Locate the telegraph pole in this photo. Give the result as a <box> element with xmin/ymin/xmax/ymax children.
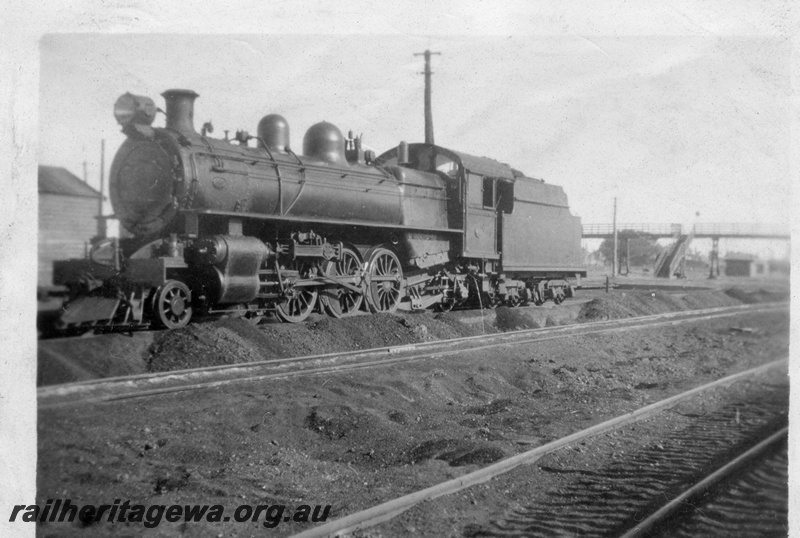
<box><xmin>612</xmin><ymin>197</ymin><xmax>618</xmax><ymax>276</ymax></box>
<box><xmin>414</xmin><ymin>49</ymin><xmax>441</xmax><ymax>144</ymax></box>
<box><xmin>97</xmin><ymin>139</ymin><xmax>106</xmax><ymax>238</ymax></box>
<box><xmin>82</xmin><ymin>160</ymin><xmax>88</xmax><ymax>183</ymax></box>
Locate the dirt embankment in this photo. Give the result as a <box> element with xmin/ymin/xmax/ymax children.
<box><xmin>146</xmin><ymin>312</ymin><xmax>474</xmax><ymax>373</ymax></box>
<box><xmin>37</xmin><ymin>304</ymin><xmax>790</xmax><ymax>537</ymax></box>
<box><xmin>37</xmin><ymin>286</ymin><xmax>788</xmax><ymax>386</ymax></box>
<box><xmin>575</xmin><ymin>289</ymin><xmax>744</xmax><ymax>322</ymax></box>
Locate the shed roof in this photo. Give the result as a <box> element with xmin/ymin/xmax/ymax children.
<box><xmin>723</xmin><ymin>253</ymin><xmax>757</xmax><ymax>261</ymax></box>
<box><xmin>39</xmin><ymin>166</ymin><xmax>102</xmax><ymax>198</ymax></box>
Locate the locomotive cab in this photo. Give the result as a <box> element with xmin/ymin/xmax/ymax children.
<box><xmin>378</xmin><ymin>142</ymin><xmax>585</xmax><ymax>307</ymax></box>
<box><xmin>378</xmin><ymin>143</ymin><xmax>517</xmax><ymax>263</ymax></box>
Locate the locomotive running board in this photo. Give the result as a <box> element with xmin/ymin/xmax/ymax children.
<box><xmin>184</xmin><ymin>209</ymin><xmax>463</xmax><ymax>235</ymax></box>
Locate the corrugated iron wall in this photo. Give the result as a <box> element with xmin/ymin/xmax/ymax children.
<box><xmin>38</xmin><ymin>194</ymin><xmax>97</xmax><ymax>286</ymax></box>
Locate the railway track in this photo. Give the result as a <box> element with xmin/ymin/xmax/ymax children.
<box><xmin>623</xmin><ymin>427</ymin><xmax>787</xmax><ymax>538</ymax></box>
<box><xmin>291</xmin><ymin>358</ymin><xmax>787</xmax><ymax>538</ymax></box>
<box><xmin>38</xmin><ymin>303</ymin><xmax>784</xmax><ymax>409</ymax></box>
<box><xmin>475</xmin><ymin>370</ymin><xmax>788</xmax><ymax>536</ymax></box>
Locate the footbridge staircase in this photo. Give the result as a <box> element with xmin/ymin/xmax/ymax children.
<box><xmin>582</xmin><ymin>222</ymin><xmax>789</xmax><ymax>279</ymax></box>
<box><xmin>653</xmin><ymin>231</ymin><xmax>693</xmax><ymax>278</ymax></box>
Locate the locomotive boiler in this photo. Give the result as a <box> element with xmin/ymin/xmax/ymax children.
<box><xmin>53</xmin><ymin>89</ymin><xmax>586</xmax><ymax>332</ymax></box>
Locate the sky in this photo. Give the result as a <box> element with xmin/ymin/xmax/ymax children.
<box><xmin>38</xmin><ymin>33</ymin><xmax>791</xmax><ymax>257</ymax></box>
<box><xmin>39</xmin><ymin>33</ymin><xmax>792</xmax><ymax>228</ymax></box>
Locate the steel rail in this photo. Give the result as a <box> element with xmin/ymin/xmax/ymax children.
<box><xmin>38</xmin><ymin>303</ymin><xmax>785</xmax><ymax>409</ymax></box>
<box><xmin>39</xmin><ymin>299</ymin><xmax>768</xmax><ymax>346</ymax></box>
<box><xmin>40</xmin><ymin>302</ymin><xmax>779</xmax><ymax>390</ymax></box>
<box><xmin>290</xmin><ymin>359</ymin><xmax>787</xmax><ymax>538</ymax></box>
<box><xmin>619</xmin><ymin>426</ymin><xmax>788</xmax><ymax>538</ymax></box>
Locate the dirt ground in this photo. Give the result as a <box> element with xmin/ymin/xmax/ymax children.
<box><xmin>36</xmin><ymin>283</ymin><xmax>790</xmax><ymax>537</ymax></box>
<box><xmin>37</xmin><ymin>283</ymin><xmax>782</xmax><ymax>386</ymax></box>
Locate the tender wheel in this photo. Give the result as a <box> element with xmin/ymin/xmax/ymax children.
<box><xmin>553</xmin><ymin>287</ymin><xmax>565</xmax><ymax>305</ymax></box>
<box><xmin>365</xmin><ymin>247</ymin><xmax>403</xmax><ymax>313</ymax></box>
<box><xmin>275</xmin><ymin>265</ymin><xmax>319</xmax><ymax>323</ymax></box>
<box><xmin>321</xmin><ymin>247</ymin><xmax>364</xmax><ymax>318</ymax></box>
<box><xmin>532</xmin><ymin>286</ymin><xmax>545</xmax><ymax>306</ymax></box>
<box><xmin>481</xmin><ymin>290</ymin><xmax>500</xmax><ymax>309</ymax></box>
<box><xmin>152</xmin><ymin>280</ymin><xmax>193</xmax><ymax>329</ymax></box>
<box><xmin>519</xmin><ymin>286</ymin><xmax>531</xmax><ymax>306</ymax></box>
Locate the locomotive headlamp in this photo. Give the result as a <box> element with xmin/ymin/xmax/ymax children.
<box><xmin>114</xmin><ymin>92</ymin><xmax>157</xmax><ymax>127</ymax></box>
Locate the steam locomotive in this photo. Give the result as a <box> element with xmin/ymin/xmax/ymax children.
<box><xmin>53</xmin><ymin>89</ymin><xmax>585</xmax><ymax>332</ymax></box>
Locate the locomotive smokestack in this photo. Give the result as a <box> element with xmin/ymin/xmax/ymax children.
<box><xmin>161</xmin><ymin>89</ymin><xmax>199</xmax><ymax>134</ymax></box>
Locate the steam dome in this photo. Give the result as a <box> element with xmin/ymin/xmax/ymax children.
<box><xmin>257</xmin><ymin>114</ymin><xmax>290</xmax><ymax>153</ymax></box>
<box><xmin>302</xmin><ymin>121</ymin><xmax>345</xmax><ymax>164</ymax></box>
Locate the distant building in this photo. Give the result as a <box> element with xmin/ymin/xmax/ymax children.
<box><xmin>723</xmin><ymin>253</ymin><xmax>756</xmax><ymax>277</ymax></box>
<box><xmin>768</xmin><ymin>259</ymin><xmax>790</xmax><ymax>275</ymax></box>
<box><xmin>39</xmin><ymin>165</ymin><xmax>101</xmax><ymax>287</ymax></box>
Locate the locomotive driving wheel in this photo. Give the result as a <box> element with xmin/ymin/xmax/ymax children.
<box><xmin>321</xmin><ymin>247</ymin><xmax>364</xmax><ymax>318</ymax></box>
<box><xmin>275</xmin><ymin>264</ymin><xmax>319</xmax><ymax>323</ymax></box>
<box><xmin>365</xmin><ymin>247</ymin><xmax>403</xmax><ymax>313</ymax></box>
<box><xmin>152</xmin><ymin>280</ymin><xmax>193</xmax><ymax>329</ymax></box>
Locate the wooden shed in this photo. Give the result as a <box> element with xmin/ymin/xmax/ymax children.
<box><xmin>723</xmin><ymin>253</ymin><xmax>756</xmax><ymax>277</ymax></box>
<box><xmin>38</xmin><ymin>166</ymin><xmax>101</xmax><ymax>287</ymax></box>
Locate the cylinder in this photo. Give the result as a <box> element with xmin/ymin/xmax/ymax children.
<box><xmin>191</xmin><ymin>235</ymin><xmax>272</xmax><ymax>304</ymax></box>
<box><xmin>162</xmin><ymin>89</ymin><xmax>199</xmax><ymax>134</ymax></box>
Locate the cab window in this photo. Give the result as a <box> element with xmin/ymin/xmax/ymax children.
<box><xmin>434</xmin><ymin>154</ymin><xmax>459</xmax><ymax>179</ymax></box>
<box><xmin>482</xmin><ymin>177</ymin><xmax>495</xmax><ymax>208</ymax></box>
<box><xmin>467</xmin><ymin>173</ymin><xmax>483</xmax><ymax>207</ymax></box>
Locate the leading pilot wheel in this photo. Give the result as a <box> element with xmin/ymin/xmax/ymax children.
<box><xmin>365</xmin><ymin>247</ymin><xmax>403</xmax><ymax>313</ymax></box>
<box><xmin>152</xmin><ymin>280</ymin><xmax>193</xmax><ymax>329</ymax></box>
<box><xmin>321</xmin><ymin>247</ymin><xmax>364</xmax><ymax>318</ymax></box>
